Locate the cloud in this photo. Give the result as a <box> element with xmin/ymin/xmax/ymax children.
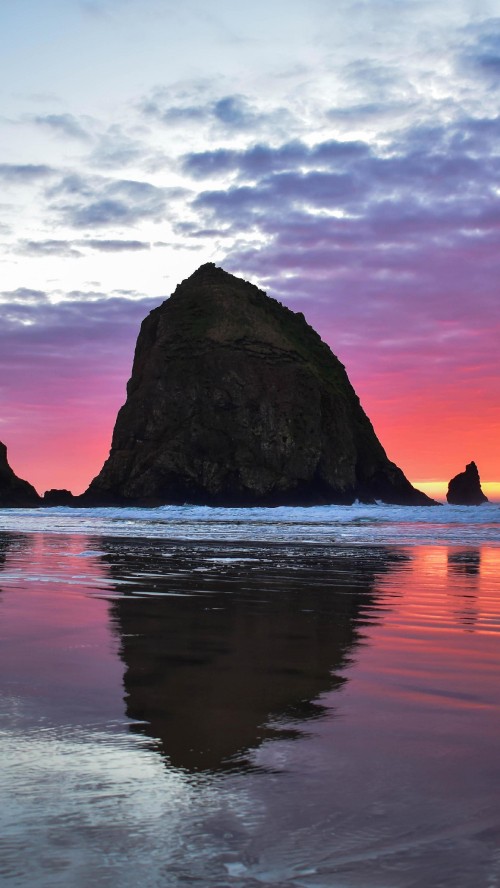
<box><xmin>15</xmin><ymin>238</ymin><xmax>152</xmax><ymax>257</ymax></box>
<box><xmin>0</xmin><ymin>288</ymin><xmax>162</xmax><ymax>368</ymax></box>
<box><xmin>82</xmin><ymin>239</ymin><xmax>151</xmax><ymax>252</ymax></box>
<box><xmin>183</xmin><ymin>112</ymin><xmax>500</xmax><ymax>236</ymax></box>
<box><xmin>0</xmin><ymin>288</ymin><xmax>164</xmax><ymax>437</ymax></box>
<box><xmin>182</xmin><ymin>139</ymin><xmax>370</xmax><ymax>180</ymax></box>
<box><xmin>143</xmin><ymin>99</ymin><xmax>206</xmax><ymax>124</ymax></box>
<box><xmin>173</xmin><ymin>108</ymin><xmax>500</xmax><ymax>409</ymax></box>
<box><xmin>29</xmin><ymin>114</ymin><xmax>163</xmax><ymax>174</ymax></box>
<box><xmin>0</xmin><ymin>164</ymin><xmax>54</xmax><ymax>184</ymax></box>
<box><xmin>16</xmin><ymin>240</ymin><xmax>84</xmax><ymax>258</ymax></box>
<box><xmin>325</xmin><ymin>100</ymin><xmax>416</xmax><ymax>131</ymax></box>
<box><xmin>32</xmin><ymin>113</ymin><xmax>92</xmax><ymax>141</ymax></box>
<box><xmin>0</xmin><ymin>287</ymin><xmax>49</xmax><ymax>306</ymax></box>
<box><xmin>46</xmin><ymin>173</ymin><xmax>185</xmax><ymax>228</ymax></box>
<box><xmin>89</xmin><ymin>125</ymin><xmax>152</xmax><ymax>169</ymax></box>
<box><xmin>458</xmin><ymin>18</ymin><xmax>500</xmax><ymax>83</ymax></box>
<box><xmin>212</xmin><ymin>95</ymin><xmax>261</xmax><ymax>129</ymax></box>
<box><xmin>141</xmin><ymin>88</ymin><xmax>294</xmax><ymax>136</ymax></box>
<box><xmin>190</xmin><ymin>169</ymin><xmax>363</xmax><ymax>229</ymax></box>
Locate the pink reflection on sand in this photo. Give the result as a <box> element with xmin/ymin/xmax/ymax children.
<box><xmin>338</xmin><ymin>545</ymin><xmax>500</xmax><ymax>728</ymax></box>
<box><xmin>0</xmin><ymin>533</ymin><xmax>124</xmax><ymax>727</ymax></box>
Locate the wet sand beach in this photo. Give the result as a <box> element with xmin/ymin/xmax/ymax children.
<box><xmin>0</xmin><ymin>522</ymin><xmax>499</xmax><ymax>886</ymax></box>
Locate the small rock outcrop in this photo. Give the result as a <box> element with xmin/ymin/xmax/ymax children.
<box><xmin>0</xmin><ymin>441</ymin><xmax>41</xmax><ymax>507</ymax></box>
<box><xmin>447</xmin><ymin>462</ymin><xmax>488</xmax><ymax>505</ymax></box>
<box><xmin>85</xmin><ymin>264</ymin><xmax>434</xmax><ymax>507</ymax></box>
<box><xmin>43</xmin><ymin>489</ymin><xmax>76</xmax><ymax>506</ymax></box>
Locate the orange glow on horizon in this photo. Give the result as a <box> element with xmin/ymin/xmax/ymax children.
<box><xmin>5</xmin><ymin>428</ymin><xmax>500</xmax><ymax>502</ymax></box>
<box><xmin>3</xmin><ymin>377</ymin><xmax>499</xmax><ymax>500</ymax></box>
<box><xmin>413</xmin><ymin>481</ymin><xmax>500</xmax><ymax>504</ymax></box>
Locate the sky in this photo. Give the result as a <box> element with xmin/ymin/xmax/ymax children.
<box><xmin>1</xmin><ymin>0</ymin><xmax>499</xmax><ymax>500</ymax></box>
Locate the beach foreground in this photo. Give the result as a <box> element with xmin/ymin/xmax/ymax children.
<box><xmin>0</xmin><ymin>506</ymin><xmax>499</xmax><ymax>886</ymax></box>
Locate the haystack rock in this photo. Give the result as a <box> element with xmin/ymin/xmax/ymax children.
<box><xmin>0</xmin><ymin>441</ymin><xmax>40</xmax><ymax>507</ymax></box>
<box><xmin>85</xmin><ymin>264</ymin><xmax>434</xmax><ymax>506</ymax></box>
<box><xmin>447</xmin><ymin>462</ymin><xmax>488</xmax><ymax>505</ymax></box>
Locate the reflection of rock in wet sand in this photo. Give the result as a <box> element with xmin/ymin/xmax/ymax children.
<box><xmin>0</xmin><ymin>532</ymin><xmax>24</xmax><ymax>596</ymax></box>
<box><xmin>103</xmin><ymin>540</ymin><xmax>398</xmax><ymax>771</ymax></box>
<box><xmin>447</xmin><ymin>549</ymin><xmax>480</xmax><ymax>631</ymax></box>
<box><xmin>448</xmin><ymin>549</ymin><xmax>481</xmax><ymax>577</ymax></box>
<box><xmin>0</xmin><ymin>534</ymin><xmax>9</xmax><ymax>568</ymax></box>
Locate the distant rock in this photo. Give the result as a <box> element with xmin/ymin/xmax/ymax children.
<box><xmin>447</xmin><ymin>462</ymin><xmax>488</xmax><ymax>505</ymax></box>
<box><xmin>0</xmin><ymin>441</ymin><xmax>41</xmax><ymax>507</ymax></box>
<box><xmin>43</xmin><ymin>488</ymin><xmax>76</xmax><ymax>506</ymax></box>
<box><xmin>85</xmin><ymin>263</ymin><xmax>434</xmax><ymax>507</ymax></box>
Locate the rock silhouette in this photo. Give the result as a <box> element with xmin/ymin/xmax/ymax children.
<box><xmin>0</xmin><ymin>441</ymin><xmax>40</xmax><ymax>507</ymax></box>
<box><xmin>42</xmin><ymin>489</ymin><xmax>76</xmax><ymax>506</ymax></box>
<box><xmin>86</xmin><ymin>263</ymin><xmax>433</xmax><ymax>506</ymax></box>
<box><xmin>447</xmin><ymin>462</ymin><xmax>488</xmax><ymax>505</ymax></box>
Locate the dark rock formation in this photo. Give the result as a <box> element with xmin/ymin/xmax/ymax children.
<box><xmin>447</xmin><ymin>462</ymin><xmax>488</xmax><ymax>505</ymax></box>
<box><xmin>85</xmin><ymin>263</ymin><xmax>434</xmax><ymax>506</ymax></box>
<box><xmin>0</xmin><ymin>441</ymin><xmax>41</xmax><ymax>507</ymax></box>
<box><xmin>42</xmin><ymin>488</ymin><xmax>76</xmax><ymax>506</ymax></box>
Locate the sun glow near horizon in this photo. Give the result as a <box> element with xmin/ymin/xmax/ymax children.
<box><xmin>414</xmin><ymin>481</ymin><xmax>500</xmax><ymax>504</ymax></box>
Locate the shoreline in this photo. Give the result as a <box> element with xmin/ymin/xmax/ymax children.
<box><xmin>0</xmin><ymin>502</ymin><xmax>499</xmax><ymax>547</ymax></box>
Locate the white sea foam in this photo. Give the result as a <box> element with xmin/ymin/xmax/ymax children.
<box><xmin>0</xmin><ymin>502</ymin><xmax>499</xmax><ymax>545</ymax></box>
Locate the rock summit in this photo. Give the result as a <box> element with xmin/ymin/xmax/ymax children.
<box><xmin>85</xmin><ymin>264</ymin><xmax>434</xmax><ymax>506</ymax></box>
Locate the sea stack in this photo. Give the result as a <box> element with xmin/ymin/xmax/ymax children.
<box><xmin>447</xmin><ymin>462</ymin><xmax>488</xmax><ymax>505</ymax></box>
<box><xmin>0</xmin><ymin>441</ymin><xmax>40</xmax><ymax>507</ymax></box>
<box><xmin>85</xmin><ymin>264</ymin><xmax>433</xmax><ymax>506</ymax></box>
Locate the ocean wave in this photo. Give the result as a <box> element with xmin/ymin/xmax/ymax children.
<box><xmin>0</xmin><ymin>502</ymin><xmax>499</xmax><ymax>546</ymax></box>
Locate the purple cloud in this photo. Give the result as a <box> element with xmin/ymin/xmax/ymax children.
<box><xmin>46</xmin><ymin>174</ymin><xmax>184</xmax><ymax>228</ymax></box>
<box><xmin>182</xmin><ymin>139</ymin><xmax>370</xmax><ymax>180</ymax></box>
<box><xmin>82</xmin><ymin>239</ymin><xmax>151</xmax><ymax>251</ymax></box>
<box><xmin>14</xmin><ymin>239</ymin><xmax>152</xmax><ymax>257</ymax></box>
<box><xmin>171</xmin><ymin>107</ymin><xmax>500</xmax><ymax>449</ymax></box>
<box><xmin>0</xmin><ymin>289</ymin><xmax>163</xmax><ymax>406</ymax></box>
<box><xmin>15</xmin><ymin>240</ymin><xmax>84</xmax><ymax>258</ymax></box>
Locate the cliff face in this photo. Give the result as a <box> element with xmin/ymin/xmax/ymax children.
<box><xmin>447</xmin><ymin>462</ymin><xmax>488</xmax><ymax>505</ymax></box>
<box><xmin>0</xmin><ymin>442</ymin><xmax>40</xmax><ymax>507</ymax></box>
<box><xmin>86</xmin><ymin>264</ymin><xmax>433</xmax><ymax>506</ymax></box>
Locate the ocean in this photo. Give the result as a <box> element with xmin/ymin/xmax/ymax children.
<box><xmin>0</xmin><ymin>504</ymin><xmax>499</xmax><ymax>887</ymax></box>
<box><xmin>1</xmin><ymin>501</ymin><xmax>500</xmax><ymax>545</ymax></box>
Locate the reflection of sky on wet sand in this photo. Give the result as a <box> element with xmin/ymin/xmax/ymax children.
<box><xmin>0</xmin><ymin>533</ymin><xmax>123</xmax><ymax>730</ymax></box>
<box><xmin>0</xmin><ymin>533</ymin><xmax>499</xmax><ymax>887</ymax></box>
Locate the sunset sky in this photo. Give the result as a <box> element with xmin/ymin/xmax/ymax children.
<box><xmin>1</xmin><ymin>0</ymin><xmax>499</xmax><ymax>500</ymax></box>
